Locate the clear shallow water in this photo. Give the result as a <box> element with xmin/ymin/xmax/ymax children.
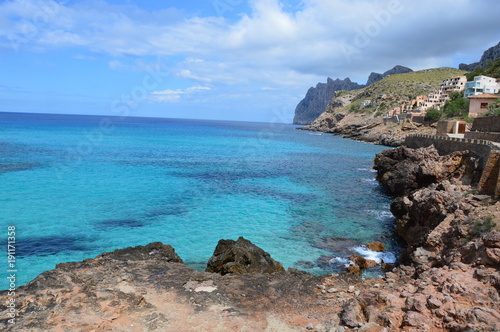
<box><xmin>0</xmin><ymin>112</ymin><xmax>400</xmax><ymax>289</ymax></box>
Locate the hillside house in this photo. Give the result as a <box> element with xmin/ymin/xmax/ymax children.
<box><xmin>464</xmin><ymin>75</ymin><xmax>500</xmax><ymax>98</ymax></box>
<box><xmin>468</xmin><ymin>93</ymin><xmax>500</xmax><ymax>117</ymax></box>
<box><xmin>421</xmin><ymin>76</ymin><xmax>467</xmax><ymax>111</ymax></box>
<box><xmin>440</xmin><ymin>76</ymin><xmax>467</xmax><ymax>92</ymax></box>
<box><xmin>423</xmin><ymin>91</ymin><xmax>444</xmax><ymax>110</ymax></box>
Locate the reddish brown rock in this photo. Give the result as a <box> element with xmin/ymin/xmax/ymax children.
<box><xmin>483</xmin><ymin>231</ymin><xmax>500</xmax><ymax>248</ymax></box>
<box><xmin>206</xmin><ymin>237</ymin><xmax>285</xmax><ymax>275</ymax></box>
<box><xmin>341</xmin><ymin>299</ymin><xmax>365</xmax><ymax>328</ymax></box>
<box><xmin>374</xmin><ymin>145</ymin><xmax>480</xmax><ymax>196</ymax></box>
<box><xmin>349</xmin><ymin>254</ymin><xmax>378</xmax><ymax>270</ymax></box>
<box><xmin>366</xmin><ymin>241</ymin><xmax>385</xmax><ymax>252</ymax></box>
<box><xmin>426</xmin><ymin>296</ymin><xmax>443</xmax><ymax>309</ymax></box>
<box><xmin>402</xmin><ymin>311</ymin><xmax>431</xmax><ymax>328</ymax></box>
<box><xmin>347</xmin><ymin>263</ymin><xmax>362</xmax><ymax>276</ymax></box>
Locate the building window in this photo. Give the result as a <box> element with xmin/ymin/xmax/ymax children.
<box><xmin>480</xmin><ymin>102</ymin><xmax>489</xmax><ymax>109</ymax></box>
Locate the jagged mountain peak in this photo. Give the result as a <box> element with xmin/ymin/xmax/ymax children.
<box><xmin>292</xmin><ymin>77</ymin><xmax>364</xmax><ymax>125</ymax></box>
<box><xmin>366</xmin><ymin>65</ymin><xmax>413</xmax><ymax>86</ymax></box>
<box><xmin>459</xmin><ymin>41</ymin><xmax>500</xmax><ymax>71</ymax></box>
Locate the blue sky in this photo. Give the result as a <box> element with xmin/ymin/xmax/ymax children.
<box><xmin>1</xmin><ymin>0</ymin><xmax>499</xmax><ymax>122</ymax></box>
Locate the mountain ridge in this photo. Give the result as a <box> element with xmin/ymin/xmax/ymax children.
<box><xmin>293</xmin><ymin>65</ymin><xmax>413</xmax><ymax>125</ymax></box>
<box><xmin>459</xmin><ymin>41</ymin><xmax>500</xmax><ymax>71</ymax></box>
<box><xmin>292</xmin><ymin>77</ymin><xmax>364</xmax><ymax>125</ymax></box>
<box><xmin>366</xmin><ymin>65</ymin><xmax>413</xmax><ymax>85</ymax></box>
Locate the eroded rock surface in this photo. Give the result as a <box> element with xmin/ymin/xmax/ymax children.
<box><xmin>374</xmin><ymin>145</ymin><xmax>480</xmax><ymax>196</ymax></box>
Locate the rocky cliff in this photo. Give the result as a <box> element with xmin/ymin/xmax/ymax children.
<box><xmin>459</xmin><ymin>41</ymin><xmax>500</xmax><ymax>71</ymax></box>
<box><xmin>292</xmin><ymin>77</ymin><xmax>365</xmax><ymax>125</ymax></box>
<box><xmin>366</xmin><ymin>65</ymin><xmax>413</xmax><ymax>86</ymax></box>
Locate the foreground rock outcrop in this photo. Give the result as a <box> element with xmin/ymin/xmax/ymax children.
<box><xmin>2</xmin><ymin>218</ymin><xmax>499</xmax><ymax>331</ymax></box>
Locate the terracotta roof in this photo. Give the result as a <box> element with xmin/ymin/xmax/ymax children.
<box><xmin>468</xmin><ymin>93</ymin><xmax>500</xmax><ymax>99</ymax></box>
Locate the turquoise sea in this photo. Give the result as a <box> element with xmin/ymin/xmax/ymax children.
<box><xmin>0</xmin><ymin>112</ymin><xmax>400</xmax><ymax>290</ymax></box>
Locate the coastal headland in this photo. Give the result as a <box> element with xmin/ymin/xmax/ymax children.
<box><xmin>1</xmin><ymin>142</ymin><xmax>499</xmax><ymax>331</ymax></box>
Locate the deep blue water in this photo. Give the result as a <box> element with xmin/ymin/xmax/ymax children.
<box><xmin>0</xmin><ymin>112</ymin><xmax>399</xmax><ymax>289</ymax></box>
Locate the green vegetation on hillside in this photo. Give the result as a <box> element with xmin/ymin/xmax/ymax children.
<box><xmin>486</xmin><ymin>99</ymin><xmax>500</xmax><ymax>117</ymax></box>
<box><xmin>361</xmin><ymin>67</ymin><xmax>467</xmax><ymax>97</ymax></box>
<box><xmin>442</xmin><ymin>91</ymin><xmax>469</xmax><ymax>118</ymax></box>
<box><xmin>466</xmin><ymin>58</ymin><xmax>500</xmax><ymax>80</ymax></box>
<box><xmin>425</xmin><ymin>91</ymin><xmax>472</xmax><ymax>122</ymax></box>
<box><xmin>333</xmin><ymin>67</ymin><xmax>468</xmax><ymax>115</ymax></box>
<box><xmin>424</xmin><ymin>108</ymin><xmax>442</xmax><ymax>121</ymax></box>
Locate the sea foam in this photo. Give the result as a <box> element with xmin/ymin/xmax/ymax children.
<box><xmin>352</xmin><ymin>246</ymin><xmax>397</xmax><ymax>264</ymax></box>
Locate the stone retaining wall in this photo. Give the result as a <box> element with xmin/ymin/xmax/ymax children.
<box><xmin>404</xmin><ymin>134</ymin><xmax>500</xmax><ymax>197</ymax></box>
<box><xmin>471</xmin><ymin>116</ymin><xmax>500</xmax><ymax>133</ymax></box>
<box><xmin>465</xmin><ymin>132</ymin><xmax>500</xmax><ymax>142</ymax></box>
<box><xmin>404</xmin><ymin>134</ymin><xmax>497</xmax><ymax>166</ymax></box>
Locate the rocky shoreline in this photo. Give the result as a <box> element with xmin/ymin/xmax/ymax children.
<box><xmin>1</xmin><ymin>146</ymin><xmax>499</xmax><ymax>331</ymax></box>
<box><xmin>298</xmin><ymin>111</ymin><xmax>436</xmax><ymax>147</ymax></box>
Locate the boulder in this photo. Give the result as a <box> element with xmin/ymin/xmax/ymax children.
<box><xmin>341</xmin><ymin>299</ymin><xmax>365</xmax><ymax>328</ymax></box>
<box><xmin>347</xmin><ymin>264</ymin><xmax>361</xmax><ymax>276</ymax></box>
<box><xmin>483</xmin><ymin>231</ymin><xmax>500</xmax><ymax>248</ymax></box>
<box><xmin>206</xmin><ymin>237</ymin><xmax>285</xmax><ymax>275</ymax></box>
<box><xmin>349</xmin><ymin>255</ymin><xmax>378</xmax><ymax>269</ymax></box>
<box><xmin>402</xmin><ymin>311</ymin><xmax>431</xmax><ymax>328</ymax></box>
<box><xmin>366</xmin><ymin>241</ymin><xmax>385</xmax><ymax>252</ymax></box>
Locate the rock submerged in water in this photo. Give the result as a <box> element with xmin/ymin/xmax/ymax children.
<box><xmin>206</xmin><ymin>237</ymin><xmax>285</xmax><ymax>275</ymax></box>
<box><xmin>366</xmin><ymin>241</ymin><xmax>385</xmax><ymax>252</ymax></box>
<box><xmin>348</xmin><ymin>255</ymin><xmax>378</xmax><ymax>270</ymax></box>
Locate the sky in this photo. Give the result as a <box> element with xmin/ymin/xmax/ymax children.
<box><xmin>0</xmin><ymin>0</ymin><xmax>499</xmax><ymax>123</ymax></box>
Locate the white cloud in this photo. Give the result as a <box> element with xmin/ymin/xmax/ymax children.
<box><xmin>108</xmin><ymin>60</ymin><xmax>125</xmax><ymax>70</ymax></box>
<box><xmin>74</xmin><ymin>54</ymin><xmax>95</xmax><ymax>60</ymax></box>
<box><xmin>149</xmin><ymin>85</ymin><xmax>212</xmax><ymax>103</ymax></box>
<box><xmin>186</xmin><ymin>86</ymin><xmax>211</xmax><ymax>92</ymax></box>
<box><xmin>149</xmin><ymin>89</ymin><xmax>183</xmax><ymax>102</ymax></box>
<box><xmin>1</xmin><ymin>0</ymin><xmax>500</xmax><ymax>120</ymax></box>
<box><xmin>152</xmin><ymin>89</ymin><xmax>184</xmax><ymax>95</ymax></box>
<box><xmin>2</xmin><ymin>0</ymin><xmax>499</xmax><ymax>83</ymax></box>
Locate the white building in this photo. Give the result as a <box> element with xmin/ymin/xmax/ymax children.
<box><xmin>464</xmin><ymin>75</ymin><xmax>500</xmax><ymax>98</ymax></box>
<box><xmin>421</xmin><ymin>76</ymin><xmax>467</xmax><ymax>111</ymax></box>
<box><xmin>440</xmin><ymin>76</ymin><xmax>467</xmax><ymax>92</ymax></box>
